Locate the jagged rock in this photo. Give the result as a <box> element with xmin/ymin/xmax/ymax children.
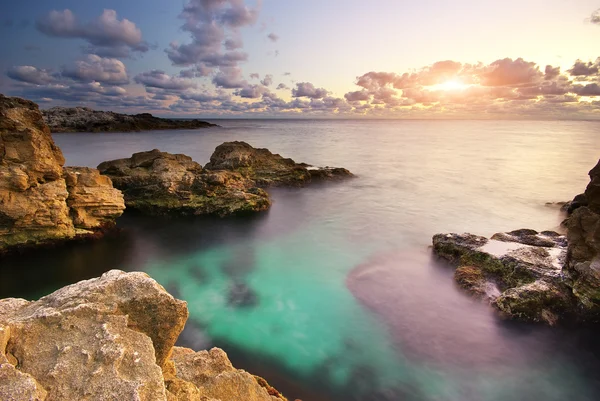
<box><xmin>433</xmin><ymin>230</ymin><xmax>575</xmax><ymax>323</ymax></box>
<box><xmin>98</xmin><ymin>149</ymin><xmax>270</xmax><ymax>216</ymax></box>
<box><xmin>562</xmin><ymin>193</ymin><xmax>587</xmax><ymax>215</ymax></box>
<box><xmin>585</xmin><ymin>160</ymin><xmax>600</xmax><ymax>213</ymax></box>
<box><xmin>64</xmin><ymin>167</ymin><xmax>125</xmax><ymax>231</ymax></box>
<box><xmin>43</xmin><ymin>107</ymin><xmax>218</xmax><ymax>133</ymax></box>
<box><xmin>204</xmin><ymin>141</ymin><xmax>353</xmax><ymax>187</ymax></box>
<box><xmin>0</xmin><ymin>270</ymin><xmax>286</xmax><ymax>401</ymax></box>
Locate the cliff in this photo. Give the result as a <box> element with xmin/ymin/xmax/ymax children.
<box><xmin>0</xmin><ymin>94</ymin><xmax>125</xmax><ymax>252</ymax></box>
<box><xmin>43</xmin><ymin>107</ymin><xmax>218</xmax><ymax>133</ymax></box>
<box><xmin>0</xmin><ymin>270</ymin><xmax>286</xmax><ymax>401</ymax></box>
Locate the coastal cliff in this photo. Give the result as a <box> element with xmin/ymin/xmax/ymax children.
<box><xmin>43</xmin><ymin>107</ymin><xmax>218</xmax><ymax>133</ymax></box>
<box><xmin>433</xmin><ymin>159</ymin><xmax>600</xmax><ymax>324</ymax></box>
<box><xmin>0</xmin><ymin>95</ymin><xmax>125</xmax><ymax>252</ymax></box>
<box><xmin>0</xmin><ymin>270</ymin><xmax>286</xmax><ymax>401</ymax></box>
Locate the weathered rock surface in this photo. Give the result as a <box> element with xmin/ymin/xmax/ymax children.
<box><xmin>0</xmin><ymin>94</ymin><xmax>125</xmax><ymax>252</ymax></box>
<box><xmin>205</xmin><ymin>141</ymin><xmax>353</xmax><ymax>187</ymax></box>
<box><xmin>433</xmin><ymin>230</ymin><xmax>575</xmax><ymax>324</ymax></box>
<box><xmin>0</xmin><ymin>270</ymin><xmax>286</xmax><ymax>401</ymax></box>
<box><xmin>43</xmin><ymin>107</ymin><xmax>218</xmax><ymax>133</ymax></box>
<box><xmin>98</xmin><ymin>149</ymin><xmax>270</xmax><ymax>216</ymax></box>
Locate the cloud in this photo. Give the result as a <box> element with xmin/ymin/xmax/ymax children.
<box><xmin>590</xmin><ymin>9</ymin><xmax>600</xmax><ymax>25</ymax></box>
<box><xmin>7</xmin><ymin>66</ymin><xmax>56</xmax><ymax>85</ymax></box>
<box><xmin>568</xmin><ymin>59</ymin><xmax>599</xmax><ymax>77</ymax></box>
<box><xmin>23</xmin><ymin>45</ymin><xmax>41</xmax><ymax>52</ymax></box>
<box><xmin>574</xmin><ymin>83</ymin><xmax>600</xmax><ymax>96</ymax></box>
<box><xmin>344</xmin><ymin>90</ymin><xmax>371</xmax><ymax>102</ymax></box>
<box><xmin>480</xmin><ymin>58</ymin><xmax>543</xmax><ymax>87</ymax></box>
<box><xmin>134</xmin><ymin>70</ymin><xmax>197</xmax><ymax>90</ymax></box>
<box><xmin>260</xmin><ymin>74</ymin><xmax>273</xmax><ymax>86</ymax></box>
<box><xmin>250</xmin><ymin>73</ymin><xmax>260</xmax><ymax>80</ymax></box>
<box><xmin>267</xmin><ymin>33</ymin><xmax>279</xmax><ymax>42</ymax></box>
<box><xmin>212</xmin><ymin>67</ymin><xmax>247</xmax><ymax>88</ymax></box>
<box><xmin>36</xmin><ymin>9</ymin><xmax>148</xmax><ymax>57</ymax></box>
<box><xmin>166</xmin><ymin>0</ymin><xmax>259</xmax><ymax>72</ymax></box>
<box><xmin>61</xmin><ymin>55</ymin><xmax>129</xmax><ymax>85</ymax></box>
<box><xmin>292</xmin><ymin>82</ymin><xmax>329</xmax><ymax>99</ymax></box>
<box><xmin>276</xmin><ymin>83</ymin><xmax>289</xmax><ymax>90</ymax></box>
<box><xmin>235</xmin><ymin>84</ymin><xmax>270</xmax><ymax>98</ymax></box>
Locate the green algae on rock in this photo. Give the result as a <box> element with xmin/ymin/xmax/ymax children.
<box><xmin>205</xmin><ymin>141</ymin><xmax>354</xmax><ymax>187</ymax></box>
<box><xmin>98</xmin><ymin>149</ymin><xmax>271</xmax><ymax>217</ymax></box>
<box><xmin>0</xmin><ymin>94</ymin><xmax>125</xmax><ymax>253</ymax></box>
<box><xmin>0</xmin><ymin>270</ymin><xmax>285</xmax><ymax>401</ymax></box>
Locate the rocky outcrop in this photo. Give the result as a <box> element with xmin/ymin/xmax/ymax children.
<box><xmin>43</xmin><ymin>107</ymin><xmax>218</xmax><ymax>133</ymax></box>
<box><xmin>205</xmin><ymin>141</ymin><xmax>353</xmax><ymax>187</ymax></box>
<box><xmin>0</xmin><ymin>270</ymin><xmax>285</xmax><ymax>401</ymax></box>
<box><xmin>433</xmin><ymin>230</ymin><xmax>575</xmax><ymax>325</ymax></box>
<box><xmin>98</xmin><ymin>149</ymin><xmax>270</xmax><ymax>217</ymax></box>
<box><xmin>0</xmin><ymin>94</ymin><xmax>125</xmax><ymax>252</ymax></box>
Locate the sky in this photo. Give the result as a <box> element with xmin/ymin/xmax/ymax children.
<box><xmin>0</xmin><ymin>0</ymin><xmax>599</xmax><ymax>119</ymax></box>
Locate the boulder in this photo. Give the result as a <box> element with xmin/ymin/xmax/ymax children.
<box><xmin>585</xmin><ymin>160</ymin><xmax>600</xmax><ymax>213</ymax></box>
<box><xmin>42</xmin><ymin>107</ymin><xmax>218</xmax><ymax>133</ymax></box>
<box><xmin>0</xmin><ymin>270</ymin><xmax>286</xmax><ymax>401</ymax></box>
<box><xmin>98</xmin><ymin>149</ymin><xmax>270</xmax><ymax>216</ymax></box>
<box><xmin>433</xmin><ymin>230</ymin><xmax>575</xmax><ymax>323</ymax></box>
<box><xmin>204</xmin><ymin>141</ymin><xmax>353</xmax><ymax>187</ymax></box>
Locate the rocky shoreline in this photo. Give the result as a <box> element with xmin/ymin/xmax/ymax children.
<box><xmin>432</xmin><ymin>160</ymin><xmax>600</xmax><ymax>325</ymax></box>
<box><xmin>42</xmin><ymin>107</ymin><xmax>218</xmax><ymax>133</ymax></box>
<box><xmin>0</xmin><ymin>270</ymin><xmax>287</xmax><ymax>401</ymax></box>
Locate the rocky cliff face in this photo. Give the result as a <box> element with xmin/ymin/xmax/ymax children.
<box><xmin>0</xmin><ymin>94</ymin><xmax>125</xmax><ymax>252</ymax></box>
<box><xmin>43</xmin><ymin>107</ymin><xmax>218</xmax><ymax>133</ymax></box>
<box><xmin>0</xmin><ymin>270</ymin><xmax>285</xmax><ymax>401</ymax></box>
<box><xmin>97</xmin><ymin>149</ymin><xmax>271</xmax><ymax>217</ymax></box>
<box><xmin>205</xmin><ymin>141</ymin><xmax>353</xmax><ymax>187</ymax></box>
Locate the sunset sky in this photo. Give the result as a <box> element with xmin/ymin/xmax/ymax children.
<box><xmin>1</xmin><ymin>0</ymin><xmax>599</xmax><ymax>118</ymax></box>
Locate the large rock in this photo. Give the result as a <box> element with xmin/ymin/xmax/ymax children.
<box><xmin>205</xmin><ymin>141</ymin><xmax>353</xmax><ymax>187</ymax></box>
<box><xmin>585</xmin><ymin>160</ymin><xmax>600</xmax><ymax>213</ymax></box>
<box><xmin>0</xmin><ymin>270</ymin><xmax>286</xmax><ymax>401</ymax></box>
<box><xmin>0</xmin><ymin>95</ymin><xmax>124</xmax><ymax>252</ymax></box>
<box><xmin>43</xmin><ymin>107</ymin><xmax>218</xmax><ymax>133</ymax></box>
<box><xmin>433</xmin><ymin>230</ymin><xmax>575</xmax><ymax>324</ymax></box>
<box><xmin>98</xmin><ymin>149</ymin><xmax>270</xmax><ymax>216</ymax></box>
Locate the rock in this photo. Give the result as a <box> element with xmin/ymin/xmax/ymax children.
<box><xmin>205</xmin><ymin>141</ymin><xmax>353</xmax><ymax>187</ymax></box>
<box><xmin>0</xmin><ymin>94</ymin><xmax>75</xmax><ymax>250</ymax></box>
<box><xmin>42</xmin><ymin>107</ymin><xmax>218</xmax><ymax>133</ymax></box>
<box><xmin>586</xmin><ymin>160</ymin><xmax>600</xmax><ymax>213</ymax></box>
<box><xmin>433</xmin><ymin>230</ymin><xmax>575</xmax><ymax>323</ymax></box>
<box><xmin>562</xmin><ymin>193</ymin><xmax>587</xmax><ymax>215</ymax></box>
<box><xmin>0</xmin><ymin>270</ymin><xmax>287</xmax><ymax>400</ymax></box>
<box><xmin>63</xmin><ymin>167</ymin><xmax>125</xmax><ymax>231</ymax></box>
<box><xmin>98</xmin><ymin>149</ymin><xmax>270</xmax><ymax>216</ymax></box>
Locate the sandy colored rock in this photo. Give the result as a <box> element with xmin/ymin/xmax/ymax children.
<box><xmin>63</xmin><ymin>166</ymin><xmax>125</xmax><ymax>230</ymax></box>
<box><xmin>98</xmin><ymin>149</ymin><xmax>270</xmax><ymax>216</ymax></box>
<box><xmin>0</xmin><ymin>363</ymin><xmax>48</xmax><ymax>401</ymax></box>
<box><xmin>205</xmin><ymin>141</ymin><xmax>353</xmax><ymax>187</ymax></box>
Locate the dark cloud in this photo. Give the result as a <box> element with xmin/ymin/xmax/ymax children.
<box><xmin>61</xmin><ymin>55</ymin><xmax>129</xmax><ymax>85</ymax></box>
<box><xmin>276</xmin><ymin>83</ymin><xmax>289</xmax><ymax>90</ymax></box>
<box><xmin>267</xmin><ymin>33</ymin><xmax>279</xmax><ymax>42</ymax></box>
<box><xmin>590</xmin><ymin>9</ymin><xmax>600</xmax><ymax>25</ymax></box>
<box><xmin>36</xmin><ymin>9</ymin><xmax>149</xmax><ymax>58</ymax></box>
<box><xmin>568</xmin><ymin>59</ymin><xmax>599</xmax><ymax>77</ymax></box>
<box><xmin>235</xmin><ymin>84</ymin><xmax>270</xmax><ymax>98</ymax></box>
<box><xmin>250</xmin><ymin>73</ymin><xmax>260</xmax><ymax>80</ymax></box>
<box><xmin>544</xmin><ymin>65</ymin><xmax>561</xmax><ymax>80</ymax></box>
<box><xmin>574</xmin><ymin>83</ymin><xmax>600</xmax><ymax>96</ymax></box>
<box><xmin>292</xmin><ymin>82</ymin><xmax>329</xmax><ymax>99</ymax></box>
<box><xmin>260</xmin><ymin>74</ymin><xmax>273</xmax><ymax>86</ymax></box>
<box><xmin>344</xmin><ymin>90</ymin><xmax>371</xmax><ymax>102</ymax></box>
<box><xmin>134</xmin><ymin>70</ymin><xmax>197</xmax><ymax>90</ymax></box>
<box><xmin>283</xmin><ymin>72</ymin><xmax>291</xmax><ymax>76</ymax></box>
<box><xmin>7</xmin><ymin>66</ymin><xmax>56</xmax><ymax>85</ymax></box>
<box><xmin>166</xmin><ymin>0</ymin><xmax>259</xmax><ymax>72</ymax></box>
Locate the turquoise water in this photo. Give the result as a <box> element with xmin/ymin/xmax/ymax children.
<box><xmin>3</xmin><ymin>120</ymin><xmax>600</xmax><ymax>400</ymax></box>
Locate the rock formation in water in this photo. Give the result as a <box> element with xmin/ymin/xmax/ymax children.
<box><xmin>42</xmin><ymin>107</ymin><xmax>218</xmax><ymax>133</ymax></box>
<box><xmin>97</xmin><ymin>149</ymin><xmax>271</xmax><ymax>216</ymax></box>
<box><xmin>433</xmin><ymin>159</ymin><xmax>600</xmax><ymax>324</ymax></box>
<box><xmin>0</xmin><ymin>94</ymin><xmax>125</xmax><ymax>252</ymax></box>
<box><xmin>0</xmin><ymin>270</ymin><xmax>286</xmax><ymax>401</ymax></box>
<box><xmin>204</xmin><ymin>141</ymin><xmax>353</xmax><ymax>187</ymax></box>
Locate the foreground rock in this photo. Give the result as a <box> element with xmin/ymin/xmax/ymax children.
<box><xmin>0</xmin><ymin>94</ymin><xmax>125</xmax><ymax>252</ymax></box>
<box><xmin>98</xmin><ymin>149</ymin><xmax>270</xmax><ymax>216</ymax></box>
<box><xmin>43</xmin><ymin>107</ymin><xmax>218</xmax><ymax>133</ymax></box>
<box><xmin>0</xmin><ymin>270</ymin><xmax>286</xmax><ymax>401</ymax></box>
<box><xmin>433</xmin><ymin>230</ymin><xmax>574</xmax><ymax>325</ymax></box>
<box><xmin>205</xmin><ymin>141</ymin><xmax>353</xmax><ymax>187</ymax></box>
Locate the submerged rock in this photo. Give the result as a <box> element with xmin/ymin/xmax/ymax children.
<box><xmin>0</xmin><ymin>270</ymin><xmax>286</xmax><ymax>401</ymax></box>
<box><xmin>205</xmin><ymin>141</ymin><xmax>353</xmax><ymax>187</ymax></box>
<box><xmin>43</xmin><ymin>107</ymin><xmax>218</xmax><ymax>133</ymax></box>
<box><xmin>0</xmin><ymin>94</ymin><xmax>124</xmax><ymax>252</ymax></box>
<box><xmin>98</xmin><ymin>149</ymin><xmax>271</xmax><ymax>217</ymax></box>
<box><xmin>432</xmin><ymin>230</ymin><xmax>575</xmax><ymax>324</ymax></box>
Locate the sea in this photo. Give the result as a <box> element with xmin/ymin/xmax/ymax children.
<box><xmin>2</xmin><ymin>119</ymin><xmax>600</xmax><ymax>401</ymax></box>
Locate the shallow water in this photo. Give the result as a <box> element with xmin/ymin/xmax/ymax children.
<box><xmin>2</xmin><ymin>120</ymin><xmax>600</xmax><ymax>400</ymax></box>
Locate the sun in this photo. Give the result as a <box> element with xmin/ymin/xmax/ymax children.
<box><xmin>430</xmin><ymin>79</ymin><xmax>470</xmax><ymax>91</ymax></box>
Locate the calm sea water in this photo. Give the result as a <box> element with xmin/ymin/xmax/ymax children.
<box><xmin>2</xmin><ymin>120</ymin><xmax>600</xmax><ymax>401</ymax></box>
